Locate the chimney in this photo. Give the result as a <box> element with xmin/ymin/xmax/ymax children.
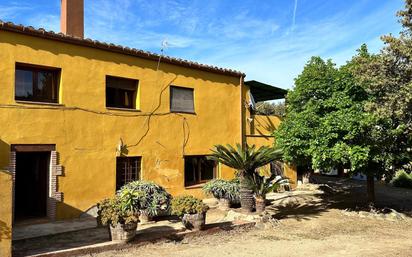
<box><xmin>61</xmin><ymin>0</ymin><xmax>84</xmax><ymax>38</ymax></box>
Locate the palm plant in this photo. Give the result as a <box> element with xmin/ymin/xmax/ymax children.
<box><xmin>209</xmin><ymin>144</ymin><xmax>283</xmax><ymax>212</ymax></box>
<box><xmin>246</xmin><ymin>172</ymin><xmax>289</xmax><ymax>212</ymax></box>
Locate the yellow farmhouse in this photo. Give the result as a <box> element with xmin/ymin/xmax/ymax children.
<box><xmin>0</xmin><ymin>1</ymin><xmax>296</xmax><ymax>234</ymax></box>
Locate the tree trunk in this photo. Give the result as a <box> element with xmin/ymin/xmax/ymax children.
<box><xmin>366</xmin><ymin>175</ymin><xmax>375</xmax><ymax>206</ymax></box>
<box><xmin>239</xmin><ymin>176</ymin><xmax>254</xmax><ymax>213</ymax></box>
<box><xmin>337</xmin><ymin>166</ymin><xmax>345</xmax><ymax>177</ymax></box>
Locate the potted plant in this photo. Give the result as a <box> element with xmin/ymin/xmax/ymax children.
<box><xmin>118</xmin><ymin>181</ymin><xmax>172</xmax><ymax>223</ymax></box>
<box><xmin>209</xmin><ymin>144</ymin><xmax>283</xmax><ymax>212</ymax></box>
<box><xmin>97</xmin><ymin>189</ymin><xmax>142</xmax><ymax>242</ymax></box>
<box><xmin>202</xmin><ymin>179</ymin><xmax>240</xmax><ymax>209</ymax></box>
<box><xmin>246</xmin><ymin>173</ymin><xmax>289</xmax><ymax>212</ymax></box>
<box><xmin>171</xmin><ymin>195</ymin><xmax>209</xmax><ymax>230</ymax></box>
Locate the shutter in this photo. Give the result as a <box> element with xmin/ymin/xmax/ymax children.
<box><xmin>171</xmin><ymin>86</ymin><xmax>194</xmax><ymax>112</ymax></box>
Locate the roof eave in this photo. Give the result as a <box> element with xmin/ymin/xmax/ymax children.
<box><xmin>0</xmin><ymin>20</ymin><xmax>246</xmax><ymax>78</ymax></box>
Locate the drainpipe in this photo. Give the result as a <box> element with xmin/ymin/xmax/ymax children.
<box><xmin>240</xmin><ymin>75</ymin><xmax>246</xmax><ymax>149</ymax></box>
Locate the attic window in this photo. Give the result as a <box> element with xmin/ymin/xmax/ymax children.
<box><xmin>106</xmin><ymin>76</ymin><xmax>138</xmax><ymax>109</ymax></box>
<box><xmin>170</xmin><ymin>86</ymin><xmax>195</xmax><ymax>113</ymax></box>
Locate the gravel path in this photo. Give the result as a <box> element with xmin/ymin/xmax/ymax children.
<box><xmin>85</xmin><ymin>209</ymin><xmax>412</xmax><ymax>257</ymax></box>
<box><xmin>84</xmin><ymin>176</ymin><xmax>412</xmax><ymax>257</ymax></box>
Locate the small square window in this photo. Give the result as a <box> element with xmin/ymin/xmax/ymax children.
<box><xmin>170</xmin><ymin>86</ymin><xmax>194</xmax><ymax>113</ymax></box>
<box><xmin>184</xmin><ymin>156</ymin><xmax>216</xmax><ymax>186</ymax></box>
<box><xmin>15</xmin><ymin>64</ymin><xmax>60</xmax><ymax>103</ymax></box>
<box><xmin>116</xmin><ymin>157</ymin><xmax>141</xmax><ymax>191</ymax></box>
<box><xmin>106</xmin><ymin>76</ymin><xmax>138</xmax><ymax>109</ymax></box>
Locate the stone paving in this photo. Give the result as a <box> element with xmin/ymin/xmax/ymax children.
<box><xmin>12</xmin><ymin>206</ymin><xmax>232</xmax><ymax>256</ymax></box>
<box><xmin>13</xmin><ymin>218</ymin><xmax>98</xmax><ymax>241</ymax></box>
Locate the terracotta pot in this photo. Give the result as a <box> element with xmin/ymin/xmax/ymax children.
<box><xmin>255</xmin><ymin>197</ymin><xmax>266</xmax><ymax>213</ymax></box>
<box><xmin>218</xmin><ymin>198</ymin><xmax>231</xmax><ymax>210</ymax></box>
<box><xmin>110</xmin><ymin>222</ymin><xmax>137</xmax><ymax>242</ymax></box>
<box><xmin>240</xmin><ymin>188</ymin><xmax>254</xmax><ymax>213</ymax></box>
<box><xmin>182</xmin><ymin>212</ymin><xmax>206</xmax><ymax>230</ymax></box>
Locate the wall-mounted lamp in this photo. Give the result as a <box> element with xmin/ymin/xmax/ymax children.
<box><xmin>116</xmin><ymin>138</ymin><xmax>124</xmax><ymax>156</ymax></box>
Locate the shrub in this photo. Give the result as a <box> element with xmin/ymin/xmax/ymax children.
<box><xmin>202</xmin><ymin>179</ymin><xmax>240</xmax><ymax>202</ymax></box>
<box><xmin>391</xmin><ymin>169</ymin><xmax>412</xmax><ymax>189</ymax></box>
<box><xmin>171</xmin><ymin>195</ymin><xmax>209</xmax><ymax>216</ymax></box>
<box><xmin>118</xmin><ymin>181</ymin><xmax>172</xmax><ymax>216</ymax></box>
<box><xmin>97</xmin><ymin>196</ymin><xmax>139</xmax><ymax>226</ymax></box>
<box><xmin>246</xmin><ymin>173</ymin><xmax>289</xmax><ymax>198</ymax></box>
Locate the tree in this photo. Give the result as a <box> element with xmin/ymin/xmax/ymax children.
<box><xmin>209</xmin><ymin>144</ymin><xmax>283</xmax><ymax>212</ymax></box>
<box><xmin>255</xmin><ymin>101</ymin><xmax>286</xmax><ymax>117</ymax></box>
<box><xmin>351</xmin><ymin>1</ymin><xmax>412</xmax><ymax>171</ymax></box>
<box><xmin>275</xmin><ymin>0</ymin><xmax>412</xmax><ymax>204</ymax></box>
<box><xmin>274</xmin><ymin>56</ymin><xmax>381</xmax><ymax>203</ymax></box>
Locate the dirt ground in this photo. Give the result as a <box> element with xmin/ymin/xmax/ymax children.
<box><xmin>83</xmin><ymin>176</ymin><xmax>412</xmax><ymax>257</ymax></box>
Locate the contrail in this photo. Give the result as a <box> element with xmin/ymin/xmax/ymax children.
<box><xmin>292</xmin><ymin>0</ymin><xmax>298</xmax><ymax>31</ymax></box>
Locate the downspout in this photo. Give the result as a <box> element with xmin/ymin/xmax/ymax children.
<box><xmin>240</xmin><ymin>75</ymin><xmax>246</xmax><ymax>149</ymax></box>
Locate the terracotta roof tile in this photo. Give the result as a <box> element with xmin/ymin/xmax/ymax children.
<box><xmin>0</xmin><ymin>20</ymin><xmax>245</xmax><ymax>78</ymax></box>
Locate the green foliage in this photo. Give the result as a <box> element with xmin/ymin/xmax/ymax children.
<box><xmin>97</xmin><ymin>196</ymin><xmax>139</xmax><ymax>226</ymax></box>
<box><xmin>274</xmin><ymin>56</ymin><xmax>371</xmax><ymax>173</ymax></box>
<box><xmin>245</xmin><ymin>173</ymin><xmax>289</xmax><ymax>198</ymax></box>
<box><xmin>208</xmin><ymin>144</ymin><xmax>283</xmax><ymax>177</ymax></box>
<box><xmin>171</xmin><ymin>195</ymin><xmax>209</xmax><ymax>216</ymax></box>
<box><xmin>118</xmin><ymin>181</ymin><xmax>172</xmax><ymax>216</ymax></box>
<box><xmin>349</xmin><ymin>1</ymin><xmax>412</xmax><ymax>170</ymax></box>
<box><xmin>390</xmin><ymin>168</ymin><xmax>412</xmax><ymax>189</ymax></box>
<box><xmin>202</xmin><ymin>179</ymin><xmax>240</xmax><ymax>202</ymax></box>
<box><xmin>255</xmin><ymin>101</ymin><xmax>286</xmax><ymax>117</ymax></box>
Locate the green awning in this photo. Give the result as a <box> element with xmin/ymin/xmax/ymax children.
<box><xmin>245</xmin><ymin>80</ymin><xmax>287</xmax><ymax>102</ymax></box>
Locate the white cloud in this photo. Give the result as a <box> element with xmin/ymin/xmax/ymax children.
<box><xmin>0</xmin><ymin>3</ymin><xmax>31</xmax><ymax>20</ymax></box>
<box><xmin>27</xmin><ymin>14</ymin><xmax>60</xmax><ymax>32</ymax></box>
<box><xmin>0</xmin><ymin>0</ymin><xmax>401</xmax><ymax>90</ymax></box>
<box><xmin>292</xmin><ymin>0</ymin><xmax>298</xmax><ymax>31</ymax></box>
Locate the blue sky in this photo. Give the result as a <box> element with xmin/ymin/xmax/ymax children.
<box><xmin>0</xmin><ymin>0</ymin><xmax>405</xmax><ymax>88</ymax></box>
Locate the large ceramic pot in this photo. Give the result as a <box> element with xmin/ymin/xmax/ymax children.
<box><xmin>255</xmin><ymin>197</ymin><xmax>266</xmax><ymax>213</ymax></box>
<box><xmin>182</xmin><ymin>212</ymin><xmax>206</xmax><ymax>230</ymax></box>
<box><xmin>239</xmin><ymin>188</ymin><xmax>254</xmax><ymax>213</ymax></box>
<box><xmin>110</xmin><ymin>222</ymin><xmax>137</xmax><ymax>242</ymax></box>
<box><xmin>218</xmin><ymin>198</ymin><xmax>231</xmax><ymax>210</ymax></box>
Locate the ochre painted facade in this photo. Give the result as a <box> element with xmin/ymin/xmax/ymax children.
<box><xmin>0</xmin><ymin>170</ymin><xmax>12</xmax><ymax>257</ymax></box>
<box><xmin>245</xmin><ymin>114</ymin><xmax>297</xmax><ymax>187</ymax></box>
<box><xmin>0</xmin><ymin>30</ymin><xmax>241</xmax><ymax>219</ymax></box>
<box><xmin>0</xmin><ymin>28</ymin><xmax>296</xmax><ymax>224</ymax></box>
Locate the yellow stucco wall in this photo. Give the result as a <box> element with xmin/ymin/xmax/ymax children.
<box><xmin>0</xmin><ymin>30</ymin><xmax>242</xmax><ymax>219</ymax></box>
<box><xmin>244</xmin><ymin>112</ymin><xmax>297</xmax><ymax>187</ymax></box>
<box><xmin>0</xmin><ymin>170</ymin><xmax>12</xmax><ymax>257</ymax></box>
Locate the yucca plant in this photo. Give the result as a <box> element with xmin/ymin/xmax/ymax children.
<box><xmin>209</xmin><ymin>144</ymin><xmax>283</xmax><ymax>212</ymax></box>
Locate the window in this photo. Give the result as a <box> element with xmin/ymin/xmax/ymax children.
<box><xmin>184</xmin><ymin>156</ymin><xmax>216</xmax><ymax>186</ymax></box>
<box><xmin>15</xmin><ymin>64</ymin><xmax>60</xmax><ymax>103</ymax></box>
<box><xmin>170</xmin><ymin>86</ymin><xmax>194</xmax><ymax>113</ymax></box>
<box><xmin>116</xmin><ymin>157</ymin><xmax>141</xmax><ymax>190</ymax></box>
<box><xmin>106</xmin><ymin>76</ymin><xmax>138</xmax><ymax>109</ymax></box>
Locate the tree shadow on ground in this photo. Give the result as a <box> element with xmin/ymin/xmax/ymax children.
<box><xmin>266</xmin><ymin>174</ymin><xmax>412</xmax><ymax>221</ymax></box>
<box><xmin>267</xmin><ymin>195</ymin><xmax>331</xmax><ymax>221</ymax></box>
<box><xmin>312</xmin><ymin>175</ymin><xmax>412</xmax><ymax>217</ymax></box>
